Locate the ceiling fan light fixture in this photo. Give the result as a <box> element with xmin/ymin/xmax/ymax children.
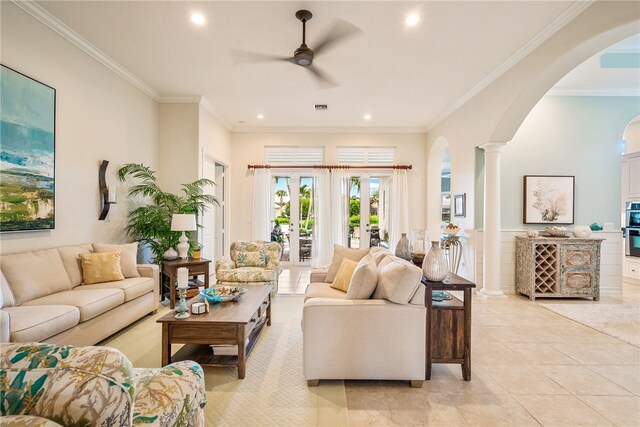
<box><xmin>294</xmin><ymin>45</ymin><xmax>314</xmax><ymax>67</ymax></box>
<box><xmin>191</xmin><ymin>12</ymin><xmax>206</xmax><ymax>26</ymax></box>
<box><xmin>404</xmin><ymin>12</ymin><xmax>420</xmax><ymax>27</ymax></box>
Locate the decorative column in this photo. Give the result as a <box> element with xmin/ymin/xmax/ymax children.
<box><xmin>478</xmin><ymin>142</ymin><xmax>507</xmax><ymax>300</ymax></box>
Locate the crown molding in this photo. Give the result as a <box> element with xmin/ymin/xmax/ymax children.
<box><xmin>426</xmin><ymin>1</ymin><xmax>594</xmax><ymax>132</ymax></box>
<box><xmin>546</xmin><ymin>88</ymin><xmax>640</xmax><ymax>97</ymax></box>
<box><xmin>231</xmin><ymin>125</ymin><xmax>427</xmax><ymax>134</ymax></box>
<box><xmin>13</xmin><ymin>0</ymin><xmax>161</xmax><ymax>100</ymax></box>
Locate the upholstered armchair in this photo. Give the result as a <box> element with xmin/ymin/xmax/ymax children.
<box><xmin>0</xmin><ymin>343</ymin><xmax>206</xmax><ymax>426</ymax></box>
<box><xmin>215</xmin><ymin>240</ymin><xmax>283</xmax><ymax>294</ymax></box>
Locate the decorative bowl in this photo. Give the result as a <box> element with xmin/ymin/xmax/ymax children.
<box><xmin>544</xmin><ymin>226</ymin><xmax>569</xmax><ymax>237</ymax></box>
<box><xmin>442</xmin><ymin>224</ymin><xmax>460</xmax><ymax>236</ymax></box>
<box><xmin>200</xmin><ymin>286</ymin><xmax>247</xmax><ymax>303</ymax></box>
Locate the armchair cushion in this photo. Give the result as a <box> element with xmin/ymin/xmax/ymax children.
<box><xmin>215</xmin><ymin>259</ymin><xmax>236</xmax><ymax>273</ymax></box>
<box><xmin>216</xmin><ymin>267</ymin><xmax>278</xmax><ymax>282</ymax></box>
<box><xmin>230</xmin><ymin>241</ymin><xmax>282</xmax><ymax>268</ymax></box>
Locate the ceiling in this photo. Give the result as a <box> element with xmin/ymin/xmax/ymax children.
<box><xmin>28</xmin><ymin>1</ymin><xmax>636</xmax><ymax>132</ymax></box>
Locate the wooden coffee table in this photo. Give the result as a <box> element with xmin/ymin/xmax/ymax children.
<box><xmin>157</xmin><ymin>285</ymin><xmax>272</xmax><ymax>379</ymax></box>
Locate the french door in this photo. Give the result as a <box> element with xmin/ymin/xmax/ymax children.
<box><xmin>348</xmin><ymin>174</ymin><xmax>390</xmax><ymax>249</ymax></box>
<box><xmin>272</xmin><ymin>173</ymin><xmax>317</xmax><ymax>265</ymax></box>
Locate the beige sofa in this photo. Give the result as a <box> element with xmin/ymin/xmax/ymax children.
<box><xmin>0</xmin><ymin>244</ymin><xmax>159</xmax><ymax>345</ymax></box>
<box><xmin>302</xmin><ymin>253</ymin><xmax>426</xmax><ymax>387</ymax></box>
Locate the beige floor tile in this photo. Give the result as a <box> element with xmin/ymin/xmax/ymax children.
<box><xmin>450</xmin><ymin>393</ymin><xmax>541</xmax><ymax>426</ymax></box>
<box><xmin>389</xmin><ymin>393</ymin><xmax>468</xmax><ymax>427</ymax></box>
<box><xmin>538</xmin><ymin>365</ymin><xmax>631</xmax><ymax>396</ymax></box>
<box><xmin>553</xmin><ymin>343</ymin><xmax>640</xmax><ymax>365</ymax></box>
<box><xmin>317</xmin><ymin>380</ymin><xmax>350</xmax><ymax>427</ymax></box>
<box><xmin>348</xmin><ymin>410</ymin><xmax>396</xmax><ymax>427</ymax></box>
<box><xmin>502</xmin><ymin>342</ymin><xmax>579</xmax><ymax>365</ymax></box>
<box><xmin>381</xmin><ymin>379</ymin><xmax>446</xmax><ymax>394</ymax></box>
<box><xmin>482</xmin><ymin>365</ymin><xmax>570</xmax><ymax>395</ymax></box>
<box><xmin>579</xmin><ymin>395</ymin><xmax>640</xmax><ymax>427</ymax></box>
<box><xmin>589</xmin><ymin>365</ymin><xmax>640</xmax><ymax>395</ymax></box>
<box><xmin>345</xmin><ymin>383</ymin><xmax>389</xmax><ymax>411</ymax></box>
<box><xmin>433</xmin><ymin>364</ymin><xmax>506</xmax><ymax>395</ymax></box>
<box><xmin>473</xmin><ymin>342</ymin><xmax>522</xmax><ymax>365</ymax></box>
<box><xmin>514</xmin><ymin>395</ymin><xmax>613</xmax><ymax>426</ymax></box>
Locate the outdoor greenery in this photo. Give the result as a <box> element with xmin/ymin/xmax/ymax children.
<box><xmin>117</xmin><ymin>163</ymin><xmax>218</xmax><ymax>263</ymax></box>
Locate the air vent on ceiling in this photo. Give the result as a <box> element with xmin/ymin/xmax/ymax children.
<box><xmin>313</xmin><ymin>104</ymin><xmax>328</xmax><ymax>111</ymax></box>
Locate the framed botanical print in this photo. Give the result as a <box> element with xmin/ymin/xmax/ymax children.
<box><xmin>453</xmin><ymin>193</ymin><xmax>466</xmax><ymax>217</ymax></box>
<box><xmin>523</xmin><ymin>175</ymin><xmax>574</xmax><ymax>224</ymax></box>
<box><xmin>0</xmin><ymin>65</ymin><xmax>56</xmax><ymax>232</ymax></box>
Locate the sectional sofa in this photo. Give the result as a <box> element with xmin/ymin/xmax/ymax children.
<box><xmin>0</xmin><ymin>244</ymin><xmax>159</xmax><ymax>345</ymax></box>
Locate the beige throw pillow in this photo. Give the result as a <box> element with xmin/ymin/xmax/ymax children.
<box><xmin>325</xmin><ymin>245</ymin><xmax>370</xmax><ymax>283</ymax></box>
<box><xmin>79</xmin><ymin>251</ymin><xmax>125</xmax><ymax>285</ymax></box>
<box><xmin>373</xmin><ymin>257</ymin><xmax>423</xmax><ymax>304</ymax></box>
<box><xmin>330</xmin><ymin>258</ymin><xmax>358</xmax><ymax>293</ymax></box>
<box><xmin>346</xmin><ymin>254</ymin><xmax>378</xmax><ymax>299</ymax></box>
<box><xmin>92</xmin><ymin>242</ymin><xmax>140</xmax><ymax>278</ymax></box>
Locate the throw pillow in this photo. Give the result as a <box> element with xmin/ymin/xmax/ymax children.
<box><xmin>325</xmin><ymin>245</ymin><xmax>370</xmax><ymax>283</ymax></box>
<box><xmin>346</xmin><ymin>254</ymin><xmax>378</xmax><ymax>299</ymax></box>
<box><xmin>330</xmin><ymin>258</ymin><xmax>358</xmax><ymax>293</ymax></box>
<box><xmin>92</xmin><ymin>242</ymin><xmax>140</xmax><ymax>278</ymax></box>
<box><xmin>373</xmin><ymin>257</ymin><xmax>423</xmax><ymax>304</ymax></box>
<box><xmin>78</xmin><ymin>251</ymin><xmax>125</xmax><ymax>285</ymax></box>
<box><xmin>369</xmin><ymin>247</ymin><xmax>390</xmax><ymax>265</ymax></box>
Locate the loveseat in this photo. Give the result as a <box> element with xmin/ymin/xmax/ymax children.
<box><xmin>0</xmin><ymin>342</ymin><xmax>206</xmax><ymax>426</ymax></box>
<box><xmin>302</xmin><ymin>246</ymin><xmax>426</xmax><ymax>387</ymax></box>
<box><xmin>0</xmin><ymin>243</ymin><xmax>159</xmax><ymax>345</ymax></box>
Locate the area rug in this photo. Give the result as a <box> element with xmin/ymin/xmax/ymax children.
<box><xmin>101</xmin><ymin>295</ymin><xmax>349</xmax><ymax>426</ymax></box>
<box><xmin>540</xmin><ymin>303</ymin><xmax>640</xmax><ymax>348</ymax></box>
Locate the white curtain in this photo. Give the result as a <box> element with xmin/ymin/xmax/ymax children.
<box><xmin>389</xmin><ymin>169</ymin><xmax>409</xmax><ymax>253</ymax></box>
<box><xmin>312</xmin><ymin>170</ymin><xmax>332</xmax><ymax>268</ymax></box>
<box><xmin>251</xmin><ymin>168</ymin><xmax>272</xmax><ymax>241</ymax></box>
<box><xmin>331</xmin><ymin>170</ymin><xmax>349</xmax><ymax>248</ymax></box>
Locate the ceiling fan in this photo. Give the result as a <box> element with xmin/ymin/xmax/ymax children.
<box><xmin>230</xmin><ymin>10</ymin><xmax>362</xmax><ymax>87</ymax></box>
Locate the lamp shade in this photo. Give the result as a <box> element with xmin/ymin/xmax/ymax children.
<box><xmin>171</xmin><ymin>214</ymin><xmax>197</xmax><ymax>231</ymax></box>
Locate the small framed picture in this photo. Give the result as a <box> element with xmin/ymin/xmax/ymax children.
<box><xmin>453</xmin><ymin>193</ymin><xmax>466</xmax><ymax>217</ymax></box>
<box><xmin>523</xmin><ymin>175</ymin><xmax>575</xmax><ymax>224</ymax></box>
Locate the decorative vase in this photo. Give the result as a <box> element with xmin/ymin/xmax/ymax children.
<box><xmin>572</xmin><ymin>225</ymin><xmax>591</xmax><ymax>238</ymax></box>
<box><xmin>422</xmin><ymin>241</ymin><xmax>448</xmax><ymax>282</ymax></box>
<box><xmin>395</xmin><ymin>233</ymin><xmax>411</xmax><ymax>261</ymax></box>
<box><xmin>163</xmin><ymin>247</ymin><xmax>178</xmax><ymax>260</ymax></box>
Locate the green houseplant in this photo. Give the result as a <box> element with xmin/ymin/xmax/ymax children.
<box><xmin>117</xmin><ymin>163</ymin><xmax>218</xmax><ymax>263</ymax></box>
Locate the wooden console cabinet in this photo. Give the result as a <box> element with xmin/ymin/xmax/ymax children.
<box><xmin>515</xmin><ymin>236</ymin><xmax>603</xmax><ymax>301</ymax></box>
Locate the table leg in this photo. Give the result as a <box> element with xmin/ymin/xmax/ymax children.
<box><xmin>267</xmin><ymin>294</ymin><xmax>272</xmax><ymax>326</ymax></box>
<box><xmin>162</xmin><ymin>324</ymin><xmax>171</xmax><ymax>367</ymax></box>
<box><xmin>237</xmin><ymin>325</ymin><xmax>246</xmax><ymax>379</ymax></box>
<box><xmin>169</xmin><ymin>273</ymin><xmax>176</xmax><ymax>309</ymax></box>
<box><xmin>425</xmin><ymin>286</ymin><xmax>433</xmax><ymax>380</ymax></box>
<box><xmin>462</xmin><ymin>288</ymin><xmax>472</xmax><ymax>381</ymax></box>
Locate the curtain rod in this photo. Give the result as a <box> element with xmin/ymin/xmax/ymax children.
<box><xmin>247</xmin><ymin>164</ymin><xmax>412</xmax><ymax>170</ymax></box>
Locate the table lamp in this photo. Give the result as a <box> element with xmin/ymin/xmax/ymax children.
<box><xmin>171</xmin><ymin>214</ymin><xmax>197</xmax><ymax>259</ymax></box>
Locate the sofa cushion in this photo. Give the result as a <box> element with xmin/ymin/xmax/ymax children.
<box><xmin>23</xmin><ymin>288</ymin><xmax>124</xmax><ymax>322</ymax></box>
<box><xmin>370</xmin><ymin>249</ymin><xmax>391</xmax><ymax>265</ymax></box>
<box><xmin>0</xmin><ymin>270</ymin><xmax>14</xmax><ymax>308</ymax></box>
<box><xmin>56</xmin><ymin>244</ymin><xmax>93</xmax><ymax>287</ymax></box>
<box><xmin>304</xmin><ymin>282</ymin><xmax>347</xmax><ymax>301</ymax></box>
<box><xmin>81</xmin><ymin>277</ymin><xmax>154</xmax><ymax>303</ymax></box>
<box><xmin>325</xmin><ymin>245</ymin><xmax>370</xmax><ymax>283</ymax></box>
<box><xmin>216</xmin><ymin>267</ymin><xmax>278</xmax><ymax>282</ymax></box>
<box><xmin>373</xmin><ymin>258</ymin><xmax>423</xmax><ymax>305</ymax></box>
<box><xmin>346</xmin><ymin>254</ymin><xmax>378</xmax><ymax>299</ymax></box>
<box><xmin>92</xmin><ymin>243</ymin><xmax>141</xmax><ymax>278</ymax></box>
<box><xmin>78</xmin><ymin>251</ymin><xmax>125</xmax><ymax>284</ymax></box>
<box><xmin>0</xmin><ymin>248</ymin><xmax>72</xmax><ymax>305</ymax></box>
<box><xmin>330</xmin><ymin>258</ymin><xmax>358</xmax><ymax>292</ymax></box>
<box><xmin>3</xmin><ymin>305</ymin><xmax>79</xmax><ymax>342</ymax></box>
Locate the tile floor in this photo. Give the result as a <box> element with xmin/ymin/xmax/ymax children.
<box><xmin>279</xmin><ymin>267</ymin><xmax>640</xmax><ymax>426</ymax></box>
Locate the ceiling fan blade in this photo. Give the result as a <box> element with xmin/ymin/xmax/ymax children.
<box><xmin>230</xmin><ymin>49</ymin><xmax>292</xmax><ymax>64</ymax></box>
<box><xmin>306</xmin><ymin>65</ymin><xmax>338</xmax><ymax>88</ymax></box>
<box><xmin>313</xmin><ymin>19</ymin><xmax>362</xmax><ymax>56</ymax></box>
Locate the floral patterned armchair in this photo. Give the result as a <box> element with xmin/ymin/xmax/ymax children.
<box><xmin>0</xmin><ymin>343</ymin><xmax>206</xmax><ymax>427</ymax></box>
<box><xmin>215</xmin><ymin>240</ymin><xmax>283</xmax><ymax>294</ymax></box>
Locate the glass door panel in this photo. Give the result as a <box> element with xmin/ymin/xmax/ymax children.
<box><xmin>298</xmin><ymin>176</ymin><xmax>315</xmax><ymax>263</ymax></box>
<box><xmin>272</xmin><ymin>176</ymin><xmax>290</xmax><ymax>262</ymax></box>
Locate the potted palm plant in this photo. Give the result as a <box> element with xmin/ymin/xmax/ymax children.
<box><xmin>117</xmin><ymin>163</ymin><xmax>218</xmax><ymax>263</ymax></box>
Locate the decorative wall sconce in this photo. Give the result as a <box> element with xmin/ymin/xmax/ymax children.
<box><xmin>99</xmin><ymin>160</ymin><xmax>117</xmax><ymax>220</ymax></box>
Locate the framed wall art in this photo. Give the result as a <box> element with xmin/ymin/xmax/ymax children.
<box><xmin>0</xmin><ymin>65</ymin><xmax>56</xmax><ymax>232</ymax></box>
<box><xmin>523</xmin><ymin>175</ymin><xmax>574</xmax><ymax>224</ymax></box>
<box><xmin>454</xmin><ymin>193</ymin><xmax>466</xmax><ymax>217</ymax></box>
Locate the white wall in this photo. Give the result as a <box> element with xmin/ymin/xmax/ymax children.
<box><xmin>229</xmin><ymin>132</ymin><xmax>426</xmax><ymax>243</ymax></box>
<box><xmin>0</xmin><ymin>3</ymin><xmax>158</xmax><ymax>253</ymax></box>
<box><xmin>500</xmin><ymin>96</ymin><xmax>640</xmax><ymax>229</ymax></box>
<box><xmin>199</xmin><ymin>106</ymin><xmax>231</xmax><ymax>167</ymax></box>
<box><xmin>624</xmin><ymin>119</ymin><xmax>640</xmax><ymax>154</ymax></box>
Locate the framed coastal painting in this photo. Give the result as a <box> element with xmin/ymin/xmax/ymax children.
<box><xmin>523</xmin><ymin>175</ymin><xmax>574</xmax><ymax>224</ymax></box>
<box><xmin>0</xmin><ymin>65</ymin><xmax>56</xmax><ymax>232</ymax></box>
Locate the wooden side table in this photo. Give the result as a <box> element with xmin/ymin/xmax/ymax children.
<box><xmin>162</xmin><ymin>258</ymin><xmax>211</xmax><ymax>309</ymax></box>
<box><xmin>422</xmin><ymin>273</ymin><xmax>476</xmax><ymax>381</ymax></box>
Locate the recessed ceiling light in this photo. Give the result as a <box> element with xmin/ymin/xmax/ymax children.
<box><xmin>191</xmin><ymin>12</ymin><xmax>206</xmax><ymax>26</ymax></box>
<box><xmin>257</xmin><ymin>114</ymin><xmax>264</xmax><ymax>119</ymax></box>
<box><xmin>363</xmin><ymin>114</ymin><xmax>372</xmax><ymax>120</ymax></box>
<box><xmin>404</xmin><ymin>12</ymin><xmax>420</xmax><ymax>27</ymax></box>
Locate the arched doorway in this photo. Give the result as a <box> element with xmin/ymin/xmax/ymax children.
<box><xmin>427</xmin><ymin>137</ymin><xmax>450</xmax><ymax>244</ymax></box>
